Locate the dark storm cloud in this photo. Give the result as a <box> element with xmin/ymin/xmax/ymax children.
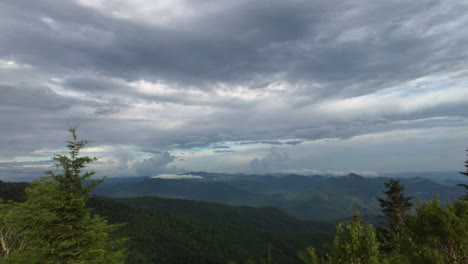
<box><xmin>259</xmin><ymin>140</ymin><xmax>283</xmax><ymax>145</ymax></box>
<box><xmin>0</xmin><ymin>84</ymin><xmax>98</xmax><ymax>157</ymax></box>
<box><xmin>212</xmin><ymin>146</ymin><xmax>231</xmax><ymax>149</ymax></box>
<box><xmin>0</xmin><ymin>85</ymin><xmax>73</xmax><ymax>111</ymax></box>
<box><xmin>1</xmin><ymin>0</ymin><xmax>465</xmax><ymax>90</ymax></box>
<box><xmin>139</xmin><ymin>149</ymin><xmax>165</xmax><ymax>154</ymax></box>
<box><xmin>284</xmin><ymin>140</ymin><xmax>303</xmax><ymax>145</ymax></box>
<box><xmin>94</xmin><ymin>107</ymin><xmax>120</xmax><ymax>115</ymax></box>
<box><xmin>1</xmin><ymin>0</ymin><xmax>468</xmax><ymax>176</ymax></box>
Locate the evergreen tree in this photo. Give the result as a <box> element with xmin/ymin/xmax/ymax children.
<box><xmin>0</xmin><ymin>127</ymin><xmax>125</xmax><ymax>263</ymax></box>
<box><xmin>458</xmin><ymin>149</ymin><xmax>468</xmax><ymax>200</ymax></box>
<box><xmin>376</xmin><ymin>179</ymin><xmax>413</xmax><ymax>253</ymax></box>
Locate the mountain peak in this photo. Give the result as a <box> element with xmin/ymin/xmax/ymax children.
<box><xmin>347</xmin><ymin>173</ymin><xmax>363</xmax><ymax>178</ymax></box>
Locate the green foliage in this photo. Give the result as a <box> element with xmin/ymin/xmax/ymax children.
<box><xmin>298</xmin><ymin>247</ymin><xmax>318</xmax><ymax>264</ymax></box>
<box><xmin>377</xmin><ymin>179</ymin><xmax>413</xmax><ymax>253</ymax></box>
<box><xmin>327</xmin><ymin>215</ymin><xmax>380</xmax><ymax>264</ymax></box>
<box><xmin>45</xmin><ymin>127</ymin><xmax>103</xmax><ymax>200</ymax></box>
<box><xmin>0</xmin><ymin>127</ymin><xmax>125</xmax><ymax>263</ymax></box>
<box><xmin>244</xmin><ymin>258</ymin><xmax>256</xmax><ymax>264</ymax></box>
<box><xmin>0</xmin><ymin>201</ymin><xmax>27</xmax><ymax>259</ymax></box>
<box><xmin>400</xmin><ymin>198</ymin><xmax>468</xmax><ymax>264</ymax></box>
<box><xmin>0</xmin><ymin>182</ymin><xmax>27</xmax><ymax>202</ymax></box>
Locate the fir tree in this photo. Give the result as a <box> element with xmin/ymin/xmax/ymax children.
<box><xmin>458</xmin><ymin>149</ymin><xmax>468</xmax><ymax>200</ymax></box>
<box><xmin>0</xmin><ymin>127</ymin><xmax>125</xmax><ymax>263</ymax></box>
<box><xmin>376</xmin><ymin>179</ymin><xmax>413</xmax><ymax>254</ymax></box>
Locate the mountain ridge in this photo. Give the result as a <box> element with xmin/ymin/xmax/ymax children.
<box><xmin>93</xmin><ymin>172</ymin><xmax>464</xmax><ymax>220</ymax></box>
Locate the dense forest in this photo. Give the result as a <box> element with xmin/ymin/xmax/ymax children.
<box><xmin>0</xmin><ymin>130</ymin><xmax>467</xmax><ymax>263</ymax></box>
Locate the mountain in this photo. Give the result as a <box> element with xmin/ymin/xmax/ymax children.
<box><xmin>94</xmin><ymin>178</ymin><xmax>267</xmax><ymax>205</ymax></box>
<box><xmin>105</xmin><ymin>196</ymin><xmax>336</xmax><ymax>234</ymax></box>
<box><xmin>383</xmin><ymin>171</ymin><xmax>468</xmax><ymax>185</ymax></box>
<box><xmin>93</xmin><ymin>172</ymin><xmax>464</xmax><ymax>220</ymax></box>
<box><xmin>90</xmin><ymin>197</ymin><xmax>333</xmax><ymax>264</ymax></box>
<box><xmin>0</xmin><ymin>181</ymin><xmax>333</xmax><ymax>263</ymax></box>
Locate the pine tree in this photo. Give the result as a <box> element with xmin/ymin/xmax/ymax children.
<box><xmin>1</xmin><ymin>127</ymin><xmax>125</xmax><ymax>263</ymax></box>
<box><xmin>376</xmin><ymin>179</ymin><xmax>413</xmax><ymax>254</ymax></box>
<box><xmin>458</xmin><ymin>149</ymin><xmax>468</xmax><ymax>200</ymax></box>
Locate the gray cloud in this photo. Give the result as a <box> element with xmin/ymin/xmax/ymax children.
<box><xmin>0</xmin><ymin>160</ymin><xmax>54</xmax><ymax>181</ymax></box>
<box><xmin>94</xmin><ymin>107</ymin><xmax>120</xmax><ymax>115</ymax></box>
<box><xmin>284</xmin><ymin>140</ymin><xmax>303</xmax><ymax>145</ymax></box>
<box><xmin>94</xmin><ymin>151</ymin><xmax>184</xmax><ymax>178</ymax></box>
<box><xmin>2</xmin><ymin>0</ymin><xmax>466</xmax><ymax>89</ymax></box>
<box><xmin>1</xmin><ymin>0</ymin><xmax>468</xmax><ymax>175</ymax></box>
<box><xmin>140</xmin><ymin>149</ymin><xmax>165</xmax><ymax>154</ymax></box>
<box><xmin>212</xmin><ymin>145</ymin><xmax>231</xmax><ymax>149</ymax></box>
<box><xmin>0</xmin><ymin>151</ymin><xmax>184</xmax><ymax>180</ymax></box>
<box><xmin>250</xmin><ymin>147</ymin><xmax>291</xmax><ymax>173</ymax></box>
<box><xmin>259</xmin><ymin>140</ymin><xmax>283</xmax><ymax>145</ymax></box>
<box><xmin>213</xmin><ymin>149</ymin><xmax>235</xmax><ymax>153</ymax></box>
<box><xmin>130</xmin><ymin>152</ymin><xmax>179</xmax><ymax>176</ymax></box>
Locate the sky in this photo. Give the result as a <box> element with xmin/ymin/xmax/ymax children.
<box><xmin>1</xmin><ymin>0</ymin><xmax>468</xmax><ymax>180</ymax></box>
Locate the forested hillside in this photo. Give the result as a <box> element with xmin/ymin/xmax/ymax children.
<box><xmin>93</xmin><ymin>172</ymin><xmax>463</xmax><ymax>220</ymax></box>
<box><xmin>104</xmin><ymin>196</ymin><xmax>336</xmax><ymax>234</ymax></box>
<box><xmin>0</xmin><ymin>181</ymin><xmax>334</xmax><ymax>263</ymax></box>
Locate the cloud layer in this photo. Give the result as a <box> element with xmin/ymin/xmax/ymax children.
<box><xmin>1</xmin><ymin>0</ymin><xmax>468</xmax><ymax>178</ymax></box>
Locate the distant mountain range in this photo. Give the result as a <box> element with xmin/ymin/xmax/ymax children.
<box><xmin>93</xmin><ymin>172</ymin><xmax>465</xmax><ymax>220</ymax></box>
<box><xmin>2</xmin><ymin>172</ymin><xmax>466</xmax><ymax>263</ymax></box>
<box><xmin>0</xmin><ymin>181</ymin><xmax>333</xmax><ymax>263</ymax></box>
<box><xmin>382</xmin><ymin>171</ymin><xmax>467</xmax><ymax>185</ymax></box>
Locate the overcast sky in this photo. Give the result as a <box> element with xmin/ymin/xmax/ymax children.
<box><xmin>1</xmin><ymin>0</ymin><xmax>468</xmax><ymax>180</ymax></box>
